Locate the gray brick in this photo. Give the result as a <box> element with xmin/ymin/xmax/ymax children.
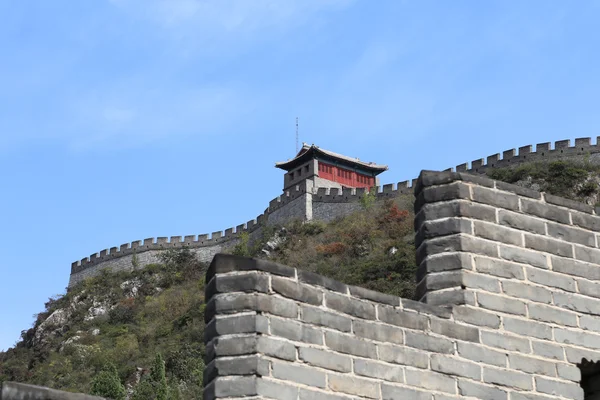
<box><xmin>418</xmin><ymin>181</ymin><xmax>471</xmax><ymax>205</ymax></box>
<box><xmin>574</xmin><ymin>245</ymin><xmax>600</xmax><ymax>264</ymax></box>
<box><xmin>501</xmin><ymin>281</ymin><xmax>552</xmax><ymax>304</ymax></box>
<box><xmin>354</xmin><ymin>359</ymin><xmax>404</xmax><ymax>383</ymax></box>
<box><xmin>457</xmin><ymin>342</ymin><xmax>506</xmax><ymax>367</ymax></box>
<box><xmin>525</xmin><ymin>234</ymin><xmax>573</xmax><ymax>258</ymax></box>
<box><xmin>483</xmin><ymin>367</ymin><xmax>533</xmax><ymax>390</ymax></box>
<box><xmin>354</xmin><ymin>320</ymin><xmax>404</xmax><ymax>344</ymax></box>
<box><xmin>535</xmin><ymin>376</ymin><xmax>584</xmax><ymax>400</ymax></box>
<box><xmin>416</xmin><ymin>218</ymin><xmax>473</xmax><ymax>247</ymax></box>
<box><xmin>552</xmin><ymin>256</ymin><xmax>600</xmax><ymax>280</ymax></box>
<box><xmin>511</xmin><ymin>392</ymin><xmax>562</xmax><ymax>400</ymax></box>
<box><xmin>571</xmin><ymin>210</ymin><xmax>600</xmax><ymax>231</ymax></box>
<box><xmin>416</xmin><ymin>235</ymin><xmax>462</xmax><ymax>264</ymax></box>
<box><xmin>381</xmin><ymin>384</ymin><xmax>430</xmax><ymax>400</ymax></box>
<box><xmin>417</xmin><ymin>252</ymin><xmax>472</xmax><ymax>283</ymax></box>
<box><xmin>496</xmin><ymin>181</ymin><xmax>541</xmax><ymax>199</ymax></box>
<box><xmin>555</xmin><ymin>328</ymin><xmax>600</xmax><ymax>350</ymax></box>
<box><xmin>431</xmin><ymin>354</ymin><xmax>481</xmax><ymax>380</ymax></box>
<box><xmin>508</xmin><ymin>354</ymin><xmax>556</xmax><ymax>376</ymax></box>
<box><xmin>580</xmin><ymin>315</ymin><xmax>600</xmax><ymax>332</ymax></box>
<box><xmin>270</xmin><ymin>316</ymin><xmax>323</xmax><ymax>345</ymax></box>
<box><xmin>211</xmin><ymin>334</ymin><xmax>257</xmax><ymax>359</ymax></box>
<box><xmin>460</xmin><ymin>234</ymin><xmax>500</xmax><ymax>257</ymax></box>
<box><xmin>477</xmin><ymin>292</ymin><xmax>526</xmax><ymax>315</ymax></box>
<box><xmin>204</xmin><ymin>355</ymin><xmax>268</xmax><ymax>384</ymax></box>
<box><xmin>205</xmin><ymin>313</ymin><xmax>257</xmax><ymax>342</ymax></box>
<box><xmin>325</xmin><ymin>292</ymin><xmax>376</xmax><ymax>320</ymax></box>
<box><xmin>462</xmin><ymin>271</ymin><xmax>501</xmax><ymax>293</ymax></box>
<box><xmin>378</xmin><ymin>305</ymin><xmax>429</xmax><ymax>330</ymax></box>
<box><xmin>378</xmin><ymin>344</ymin><xmax>429</xmax><ymax>368</ymax></box>
<box><xmin>272</xmin><ymin>361</ymin><xmax>326</xmax><ymax>388</ymax></box>
<box><xmin>528</xmin><ymin>303</ymin><xmax>578</xmax><ymax>327</ymax></box>
<box><xmin>565</xmin><ymin>346</ymin><xmax>600</xmax><ymax>364</ymax></box>
<box><xmin>527</xmin><ymin>267</ymin><xmax>576</xmax><ymax>292</ymax></box>
<box><xmin>504</xmin><ymin>317</ymin><xmax>552</xmax><ymax>340</ymax></box>
<box><xmin>545</xmin><ymin>193</ymin><xmax>594</xmax><ymax>213</ymax></box>
<box><xmin>301</xmin><ymin>305</ymin><xmax>352</xmax><ymax>332</ymax></box>
<box><xmin>405</xmin><ymin>368</ymin><xmax>456</xmax><ymax>394</ymax></box>
<box><xmin>349</xmin><ymin>285</ymin><xmax>400</xmax><ymax>306</ymax></box>
<box><xmin>547</xmin><ymin>223</ymin><xmax>596</xmax><ymax>247</ymax></box>
<box><xmin>578</xmin><ymin>279</ymin><xmax>600</xmax><ymax>298</ymax></box>
<box><xmin>257</xmin><ymin>336</ymin><xmax>296</xmax><ymax>361</ymax></box>
<box><xmin>458</xmin><ymin>379</ymin><xmax>507</xmax><ymax>400</ymax></box>
<box><xmin>474</xmin><ymin>220</ymin><xmax>522</xmax><ymax>246</ymax></box>
<box><xmin>475</xmin><ymin>256</ymin><xmax>525</xmax><ymax>279</ymax></box>
<box><xmin>424</xmin><ymin>287</ymin><xmax>476</xmax><ymax>307</ymax></box>
<box><xmin>554</xmin><ymin>291</ymin><xmax>600</xmax><ymax>314</ymax></box>
<box><xmin>406</xmin><ymin>331</ymin><xmax>455</xmax><ymax>354</ymax></box>
<box><xmin>272</xmin><ymin>276</ymin><xmax>323</xmax><ymax>305</ymax></box>
<box><xmin>417</xmin><ymin>271</ymin><xmax>463</xmax><ymax>299</ymax></box>
<box><xmin>520</xmin><ymin>198</ymin><xmax>570</xmax><ymax>224</ymax></box>
<box><xmin>298</xmin><ymin>269</ymin><xmax>347</xmax><ymax>293</ymax></box>
<box><xmin>532</xmin><ymin>340</ymin><xmax>565</xmax><ymax>361</ymax></box>
<box><xmin>257</xmin><ymin>379</ymin><xmax>299</xmax><ymax>400</ymax></box>
<box><xmin>256</xmin><ymin>294</ymin><xmax>299</xmax><ymax>318</ymax></box>
<box><xmin>327</xmin><ymin>373</ymin><xmax>380</xmax><ymax>399</ymax></box>
<box><xmin>453</xmin><ymin>306</ymin><xmax>500</xmax><ymax>328</ymax></box>
<box><xmin>498</xmin><ymin>209</ymin><xmax>545</xmax><ymax>235</ymax></box>
<box><xmin>325</xmin><ymin>331</ymin><xmax>377</xmax><ymax>358</ymax></box>
<box><xmin>206</xmin><ymin>272</ymin><xmax>269</xmax><ymax>299</ymax></box>
<box><xmin>557</xmin><ymin>363</ymin><xmax>581</xmax><ymax>382</ymax></box>
<box><xmin>499</xmin><ymin>245</ymin><xmax>548</xmax><ymax>269</ymax></box>
<box><xmin>481</xmin><ymin>331</ymin><xmax>530</xmax><ymax>353</ymax></box>
<box><xmin>472</xmin><ymin>185</ymin><xmax>519</xmax><ymax>211</ymax></box>
<box><xmin>205</xmin><ymin>376</ymin><xmax>257</xmax><ymax>398</ymax></box>
<box><xmin>299</xmin><ymin>347</ymin><xmax>351</xmax><ymax>373</ymax></box>
<box><xmin>415</xmin><ymin>200</ymin><xmax>495</xmax><ymax>228</ymax></box>
<box><xmin>402</xmin><ymin>298</ymin><xmax>452</xmax><ymax>319</ymax></box>
<box><xmin>209</xmin><ymin>292</ymin><xmax>298</xmax><ymax>320</ymax></box>
<box><xmin>298</xmin><ymin>388</ymin><xmax>352</xmax><ymax>400</ymax></box>
<box><xmin>430</xmin><ymin>318</ymin><xmax>479</xmax><ymax>342</ymax></box>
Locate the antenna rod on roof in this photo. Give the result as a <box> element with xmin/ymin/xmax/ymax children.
<box><xmin>295</xmin><ymin>117</ymin><xmax>299</xmax><ymax>153</ymax></box>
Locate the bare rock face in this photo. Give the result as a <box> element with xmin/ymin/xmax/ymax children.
<box><xmin>261</xmin><ymin>227</ymin><xmax>288</xmax><ymax>257</ymax></box>
<box><xmin>120</xmin><ymin>279</ymin><xmax>142</xmax><ymax>298</ymax></box>
<box><xmin>33</xmin><ymin>308</ymin><xmax>71</xmax><ymax>345</ymax></box>
<box><xmin>84</xmin><ymin>301</ymin><xmax>109</xmax><ymax>322</ymax></box>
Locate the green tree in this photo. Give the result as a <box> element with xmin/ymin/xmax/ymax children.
<box><xmin>90</xmin><ymin>363</ymin><xmax>126</xmax><ymax>400</ymax></box>
<box><xmin>131</xmin><ymin>380</ymin><xmax>155</xmax><ymax>400</ymax></box>
<box><xmin>151</xmin><ymin>353</ymin><xmax>168</xmax><ymax>400</ymax></box>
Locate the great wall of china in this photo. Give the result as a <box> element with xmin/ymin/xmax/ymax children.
<box><xmin>68</xmin><ymin>137</ymin><xmax>600</xmax><ymax>288</ymax></box>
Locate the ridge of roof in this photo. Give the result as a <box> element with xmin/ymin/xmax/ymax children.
<box><xmin>275</xmin><ymin>144</ymin><xmax>388</xmax><ymax>171</ymax></box>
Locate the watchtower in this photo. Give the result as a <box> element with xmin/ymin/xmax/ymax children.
<box><xmin>275</xmin><ymin>143</ymin><xmax>388</xmax><ymax>192</ymax></box>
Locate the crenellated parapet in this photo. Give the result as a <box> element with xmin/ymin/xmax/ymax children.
<box><xmin>70</xmin><ymin>213</ymin><xmax>267</xmax><ymax>276</ymax></box>
<box><xmin>69</xmin><ymin>137</ymin><xmax>600</xmax><ymax>287</ymax></box>
<box><xmin>454</xmin><ymin>137</ymin><xmax>600</xmax><ymax>174</ymax></box>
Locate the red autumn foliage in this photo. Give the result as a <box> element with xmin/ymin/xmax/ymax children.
<box><xmin>316</xmin><ymin>242</ymin><xmax>347</xmax><ymax>255</ymax></box>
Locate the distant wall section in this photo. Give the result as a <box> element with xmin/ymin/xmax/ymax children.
<box><xmin>70</xmin><ymin>137</ymin><xmax>600</xmax><ymax>287</ymax></box>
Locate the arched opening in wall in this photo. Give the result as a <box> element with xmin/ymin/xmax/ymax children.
<box><xmin>579</xmin><ymin>359</ymin><xmax>600</xmax><ymax>398</ymax></box>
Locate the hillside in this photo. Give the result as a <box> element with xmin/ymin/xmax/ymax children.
<box><xmin>1</xmin><ymin>158</ymin><xmax>598</xmax><ymax>399</ymax></box>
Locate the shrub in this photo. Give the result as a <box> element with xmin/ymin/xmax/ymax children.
<box><xmin>90</xmin><ymin>363</ymin><xmax>126</xmax><ymax>400</ymax></box>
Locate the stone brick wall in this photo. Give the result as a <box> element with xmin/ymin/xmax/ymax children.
<box><xmin>1</xmin><ymin>382</ymin><xmax>105</xmax><ymax>399</ymax></box>
<box><xmin>204</xmin><ymin>170</ymin><xmax>600</xmax><ymax>400</ymax></box>
<box><xmin>69</xmin><ymin>136</ymin><xmax>600</xmax><ymax>288</ymax></box>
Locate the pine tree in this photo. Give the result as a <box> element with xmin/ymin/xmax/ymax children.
<box><xmin>90</xmin><ymin>363</ymin><xmax>126</xmax><ymax>400</ymax></box>
<box><xmin>151</xmin><ymin>353</ymin><xmax>168</xmax><ymax>400</ymax></box>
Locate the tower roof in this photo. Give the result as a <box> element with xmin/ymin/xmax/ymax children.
<box><xmin>275</xmin><ymin>144</ymin><xmax>388</xmax><ymax>174</ymax></box>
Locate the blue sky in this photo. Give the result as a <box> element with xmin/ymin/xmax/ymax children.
<box><xmin>1</xmin><ymin>1</ymin><xmax>600</xmax><ymax>351</ymax></box>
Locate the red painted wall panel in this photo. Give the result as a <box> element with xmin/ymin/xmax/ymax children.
<box><xmin>318</xmin><ymin>161</ymin><xmax>374</xmax><ymax>189</ymax></box>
